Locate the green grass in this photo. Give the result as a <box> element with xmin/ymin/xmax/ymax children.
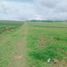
<box><xmin>27</xmin><ymin>22</ymin><xmax>67</xmax><ymax>67</ymax></box>
<box><xmin>0</xmin><ymin>21</ymin><xmax>67</xmax><ymax>67</ymax></box>
<box><xmin>0</xmin><ymin>22</ymin><xmax>24</xmax><ymax>67</ymax></box>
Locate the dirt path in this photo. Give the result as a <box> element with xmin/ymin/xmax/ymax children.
<box><xmin>9</xmin><ymin>23</ymin><xmax>28</xmax><ymax>67</ymax></box>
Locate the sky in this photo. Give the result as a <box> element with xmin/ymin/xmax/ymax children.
<box><xmin>0</xmin><ymin>0</ymin><xmax>67</xmax><ymax>20</ymax></box>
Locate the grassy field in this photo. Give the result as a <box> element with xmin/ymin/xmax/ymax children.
<box><xmin>0</xmin><ymin>21</ymin><xmax>67</xmax><ymax>67</ymax></box>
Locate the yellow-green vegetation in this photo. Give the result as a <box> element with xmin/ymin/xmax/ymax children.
<box><xmin>0</xmin><ymin>22</ymin><xmax>24</xmax><ymax>67</ymax></box>
<box><xmin>27</xmin><ymin>22</ymin><xmax>67</xmax><ymax>67</ymax></box>
<box><xmin>0</xmin><ymin>21</ymin><xmax>67</xmax><ymax>67</ymax></box>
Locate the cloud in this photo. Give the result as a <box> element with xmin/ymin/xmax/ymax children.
<box><xmin>0</xmin><ymin>1</ymin><xmax>36</xmax><ymax>20</ymax></box>
<box><xmin>34</xmin><ymin>0</ymin><xmax>67</xmax><ymax>20</ymax></box>
<box><xmin>0</xmin><ymin>0</ymin><xmax>67</xmax><ymax>20</ymax></box>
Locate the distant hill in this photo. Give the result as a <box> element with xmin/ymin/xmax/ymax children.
<box><xmin>28</xmin><ymin>20</ymin><xmax>66</xmax><ymax>22</ymax></box>
<box><xmin>0</xmin><ymin>20</ymin><xmax>67</xmax><ymax>23</ymax></box>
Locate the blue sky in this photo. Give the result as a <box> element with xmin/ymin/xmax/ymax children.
<box><xmin>0</xmin><ymin>0</ymin><xmax>67</xmax><ymax>20</ymax></box>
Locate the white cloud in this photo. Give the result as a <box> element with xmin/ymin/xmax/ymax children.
<box><xmin>0</xmin><ymin>1</ymin><xmax>37</xmax><ymax>20</ymax></box>
<box><xmin>34</xmin><ymin>0</ymin><xmax>67</xmax><ymax>20</ymax></box>
<box><xmin>0</xmin><ymin>0</ymin><xmax>67</xmax><ymax>20</ymax></box>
